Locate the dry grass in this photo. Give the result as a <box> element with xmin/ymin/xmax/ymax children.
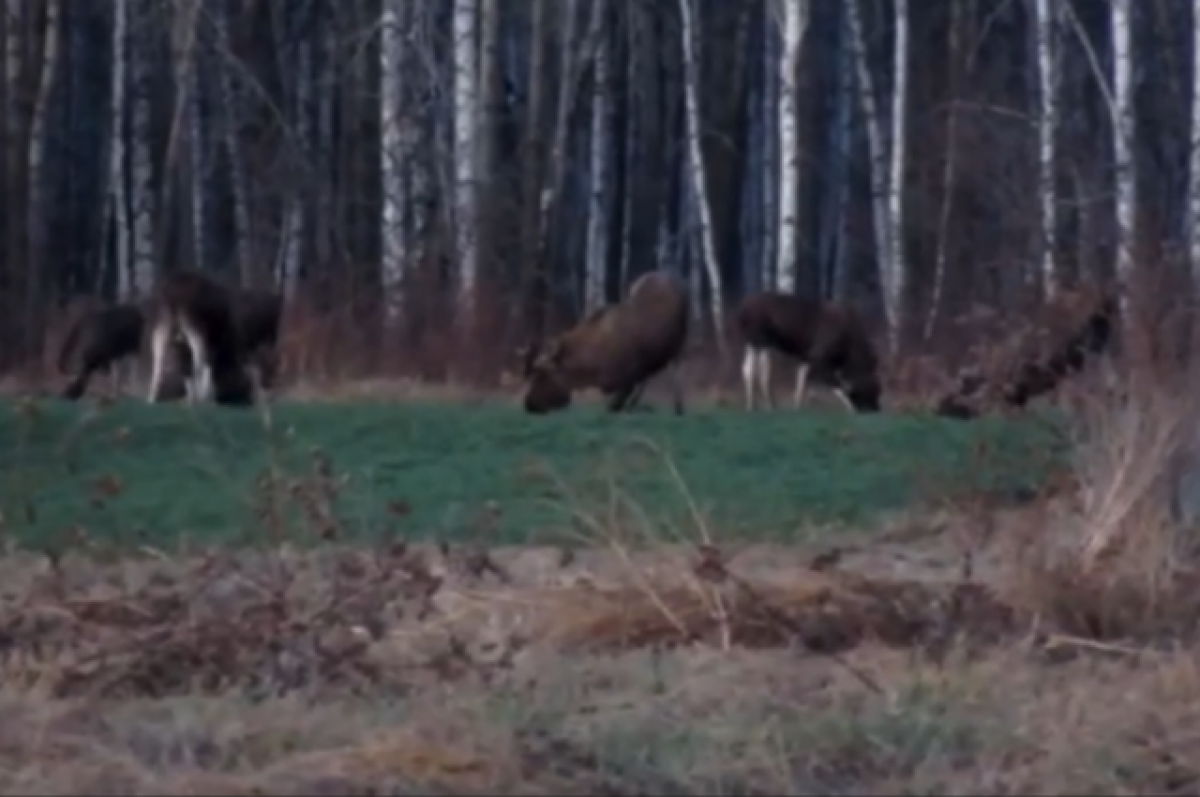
<box><xmin>0</xmin><ymin>532</ymin><xmax>1199</xmax><ymax>794</ymax></box>
<box><xmin>9</xmin><ymin>292</ymin><xmax>1200</xmax><ymax>792</ymax></box>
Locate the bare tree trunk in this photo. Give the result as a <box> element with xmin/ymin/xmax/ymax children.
<box><xmin>678</xmin><ymin>0</ymin><xmax>725</xmax><ymax>352</ymax></box>
<box><xmin>108</xmin><ymin>0</ymin><xmax>134</xmax><ymax>300</ymax></box>
<box><xmin>5</xmin><ymin>0</ymin><xmax>27</xmax><ymax>334</ymax></box>
<box><xmin>584</xmin><ymin>0</ymin><xmax>610</xmax><ymax>311</ymax></box>
<box><xmin>760</xmin><ymin>6</ymin><xmax>778</xmax><ymax>292</ymax></box>
<box><xmin>273</xmin><ymin>0</ymin><xmax>313</xmax><ymax>297</ymax></box>
<box><xmin>848</xmin><ymin>0</ymin><xmax>908</xmax><ymax>352</ymax></box>
<box><xmin>314</xmin><ymin>12</ymin><xmax>334</xmax><ymax>279</ymax></box>
<box><xmin>822</xmin><ymin>5</ymin><xmax>854</xmax><ymax>302</ymax></box>
<box><xmin>477</xmin><ymin>0</ymin><xmax>500</xmax><ymax>281</ymax></box>
<box><xmin>26</xmin><ymin>0</ymin><xmax>61</xmax><ymax>328</ymax></box>
<box><xmin>213</xmin><ymin>3</ymin><xmax>252</xmax><ymax>282</ymax></box>
<box><xmin>379</xmin><ymin>0</ymin><xmax>405</xmax><ymax>318</ymax></box>
<box><xmin>1189</xmin><ymin>0</ymin><xmax>1200</xmax><ymax>286</ymax></box>
<box><xmin>519</xmin><ymin>0</ymin><xmax>548</xmax><ymax>333</ymax></box>
<box><xmin>534</xmin><ymin>0</ymin><xmax>586</xmax><ymax>310</ymax></box>
<box><xmin>617</xmin><ymin>6</ymin><xmax>639</xmax><ymax>290</ymax></box>
<box><xmin>924</xmin><ymin>0</ymin><xmax>962</xmax><ymax>338</ymax></box>
<box><xmin>774</xmin><ymin>0</ymin><xmax>808</xmax><ymax>293</ymax></box>
<box><xmin>130</xmin><ymin>0</ymin><xmax>161</xmax><ymax>293</ymax></box>
<box><xmin>1035</xmin><ymin>0</ymin><xmax>1061</xmax><ymax>297</ymax></box>
<box><xmin>452</xmin><ymin>0</ymin><xmax>479</xmax><ymax>309</ymax></box>
<box><xmin>187</xmin><ymin>54</ymin><xmax>209</xmax><ymax>272</ymax></box>
<box><xmin>400</xmin><ymin>4</ymin><xmax>430</xmax><ymax>285</ymax></box>
<box><xmin>1109</xmin><ymin>0</ymin><xmax>1135</xmax><ymax>294</ymax></box>
<box><xmin>885</xmin><ymin>0</ymin><xmax>909</xmax><ymax>348</ymax></box>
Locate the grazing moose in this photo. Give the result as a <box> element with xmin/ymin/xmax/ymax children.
<box><xmin>736</xmin><ymin>291</ymin><xmax>882</xmax><ymax>413</ymax></box>
<box><xmin>935</xmin><ymin>284</ymin><xmax>1118</xmax><ymax>419</ymax></box>
<box><xmin>521</xmin><ymin>270</ymin><xmax>690</xmax><ymax>415</ymax></box>
<box><xmin>57</xmin><ymin>300</ymin><xmax>146</xmax><ymax>400</ymax></box>
<box><xmin>146</xmin><ymin>271</ymin><xmax>257</xmax><ymax>406</ymax></box>
<box><xmin>228</xmin><ymin>286</ymin><xmax>284</xmax><ymax>390</ymax></box>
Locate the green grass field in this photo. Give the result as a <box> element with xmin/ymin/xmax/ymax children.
<box><xmin>0</xmin><ymin>399</ymin><xmax>1066</xmax><ymax>549</ymax></box>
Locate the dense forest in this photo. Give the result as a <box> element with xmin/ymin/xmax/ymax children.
<box><xmin>0</xmin><ymin>0</ymin><xmax>1191</xmax><ymax>375</ymax></box>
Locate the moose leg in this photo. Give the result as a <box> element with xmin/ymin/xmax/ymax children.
<box><xmin>110</xmin><ymin>359</ymin><xmax>126</xmax><ymax>397</ymax></box>
<box><xmin>666</xmin><ymin>361</ymin><xmax>685</xmax><ymax>415</ymax></box>
<box><xmin>625</xmin><ymin>381</ymin><xmax>647</xmax><ymax>411</ymax></box>
<box><xmin>757</xmin><ymin>351</ymin><xmax>773</xmax><ymax>409</ymax></box>
<box><xmin>147</xmin><ymin>323</ymin><xmax>170</xmax><ymax>403</ymax></box>
<box><xmin>833</xmin><ymin>388</ymin><xmax>856</xmax><ymax>412</ymax></box>
<box><xmin>793</xmin><ymin>364</ymin><xmax>810</xmax><ymax>409</ymax></box>
<box><xmin>741</xmin><ymin>347</ymin><xmax>758</xmax><ymax>410</ymax></box>
<box><xmin>62</xmin><ymin>367</ymin><xmax>92</xmax><ymax>401</ymax></box>
<box><xmin>180</xmin><ymin>325</ymin><xmax>210</xmax><ymax>403</ymax></box>
<box><xmin>606</xmin><ymin>384</ymin><xmax>638</xmax><ymax>413</ymax></box>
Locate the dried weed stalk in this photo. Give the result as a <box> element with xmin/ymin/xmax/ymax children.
<box><xmin>1011</xmin><ymin>302</ymin><xmax>1200</xmax><ymax>642</ymax></box>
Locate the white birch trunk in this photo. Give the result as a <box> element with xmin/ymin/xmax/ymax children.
<box><xmin>775</xmin><ymin>0</ymin><xmax>808</xmax><ymax>293</ymax></box>
<box><xmin>279</xmin><ymin>5</ymin><xmax>312</xmax><ymax>298</ymax></box>
<box><xmin>1190</xmin><ymin>0</ymin><xmax>1200</xmax><ymax>286</ymax></box>
<box><xmin>379</xmin><ymin>0</ymin><xmax>405</xmax><ymax>318</ymax></box>
<box><xmin>847</xmin><ymin>0</ymin><xmax>906</xmax><ymax>350</ymax></box>
<box><xmin>1035</xmin><ymin>0</ymin><xmax>1061</xmax><ymax>297</ymax></box>
<box><xmin>678</xmin><ymin>0</ymin><xmax>726</xmax><ymax>350</ymax></box>
<box><xmin>618</xmin><ymin>11</ymin><xmax>639</xmax><ymax>288</ymax></box>
<box><xmin>477</xmin><ymin>0</ymin><xmax>500</xmax><ymax>283</ymax></box>
<box><xmin>1110</xmin><ymin>0</ymin><xmax>1135</xmax><ymax>292</ymax></box>
<box><xmin>109</xmin><ymin>0</ymin><xmax>134</xmax><ymax>300</ymax></box>
<box><xmin>315</xmin><ymin>16</ymin><xmax>334</xmax><ymax>273</ymax></box>
<box><xmin>534</xmin><ymin>0</ymin><xmax>586</xmax><ymax>297</ymax></box>
<box><xmin>885</xmin><ymin>0</ymin><xmax>909</xmax><ymax>346</ymax></box>
<box><xmin>828</xmin><ymin>6</ymin><xmax>854</xmax><ymax>301</ymax></box>
<box><xmin>187</xmin><ymin>61</ymin><xmax>208</xmax><ymax>272</ymax></box>
<box><xmin>4</xmin><ymin>0</ymin><xmax>26</xmax><ymax>296</ymax></box>
<box><xmin>213</xmin><ymin>5</ymin><xmax>252</xmax><ymax>281</ymax></box>
<box><xmin>452</xmin><ymin>0</ymin><xmax>479</xmax><ymax>301</ymax></box>
<box><xmin>584</xmin><ymin>1</ymin><xmax>610</xmax><ymax>311</ymax></box>
<box><xmin>923</xmin><ymin>0</ymin><xmax>960</xmax><ymax>338</ymax></box>
<box><xmin>26</xmin><ymin>0</ymin><xmax>61</xmax><ymax>299</ymax></box>
<box><xmin>761</xmin><ymin>8</ymin><xmax>778</xmax><ymax>291</ymax></box>
<box><xmin>129</xmin><ymin>0</ymin><xmax>157</xmax><ymax>294</ymax></box>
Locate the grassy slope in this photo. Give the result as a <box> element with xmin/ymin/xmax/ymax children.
<box><xmin>0</xmin><ymin>399</ymin><xmax>1063</xmax><ymax>548</ymax></box>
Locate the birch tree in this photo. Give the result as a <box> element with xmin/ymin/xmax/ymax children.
<box><xmin>213</xmin><ymin>2</ymin><xmax>252</xmax><ymax>281</ymax></box>
<box><xmin>186</xmin><ymin>48</ymin><xmax>210</xmax><ymax>272</ymax></box>
<box><xmin>617</xmin><ymin>4</ymin><xmax>642</xmax><ymax>289</ymax></box>
<box><xmin>678</xmin><ymin>0</ymin><xmax>725</xmax><ymax>350</ymax></box>
<box><xmin>5</xmin><ymin>0</ymin><xmax>26</xmax><ymax>301</ymax></box>
<box><xmin>477</xmin><ymin>0</ymin><xmax>500</xmax><ymax>284</ymax></box>
<box><xmin>584</xmin><ymin>0</ymin><xmax>610</xmax><ymax>310</ymax></box>
<box><xmin>923</xmin><ymin>0</ymin><xmax>961</xmax><ymax>337</ymax></box>
<box><xmin>847</xmin><ymin>0</ymin><xmax>909</xmax><ymax>351</ymax></box>
<box><xmin>1190</xmin><ymin>0</ymin><xmax>1200</xmax><ymax>286</ymax></box>
<box><xmin>519</xmin><ymin>0</ymin><xmax>548</xmax><ymax>329</ymax></box>
<box><xmin>534</xmin><ymin>0</ymin><xmax>583</xmax><ymax>305</ymax></box>
<box><xmin>1034</xmin><ymin>0</ymin><xmax>1061</xmax><ymax>297</ymax></box>
<box><xmin>128</xmin><ymin>0</ymin><xmax>158</xmax><ymax>293</ymax></box>
<box><xmin>108</xmin><ymin>0</ymin><xmax>134</xmax><ymax>300</ymax></box>
<box><xmin>26</xmin><ymin>0</ymin><xmax>62</xmax><ymax>314</ymax></box>
<box><xmin>272</xmin><ymin>0</ymin><xmax>314</xmax><ymax>297</ymax></box>
<box><xmin>379</xmin><ymin>0</ymin><xmax>405</xmax><ymax>318</ymax></box>
<box><xmin>1109</xmin><ymin>0</ymin><xmax>1135</xmax><ymax>293</ymax></box>
<box><xmin>452</xmin><ymin>0</ymin><xmax>479</xmax><ymax>305</ymax></box>
<box><xmin>760</xmin><ymin>6</ymin><xmax>778</xmax><ymax>292</ymax></box>
<box><xmin>775</xmin><ymin>0</ymin><xmax>808</xmax><ymax>293</ymax></box>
